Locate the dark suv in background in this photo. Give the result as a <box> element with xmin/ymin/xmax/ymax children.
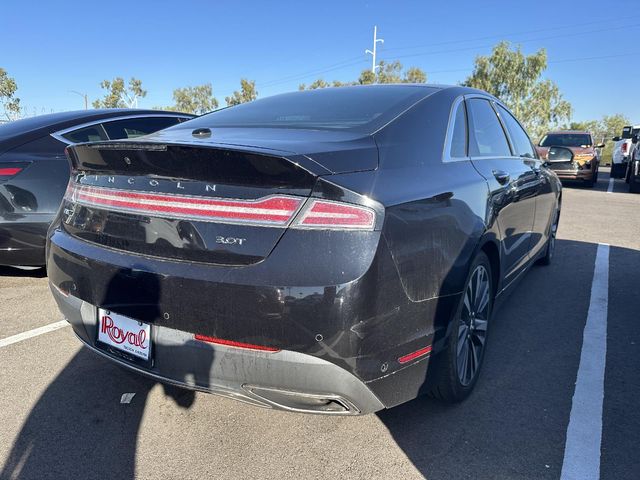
<box><xmin>535</xmin><ymin>130</ymin><xmax>603</xmax><ymax>187</ymax></box>
<box><xmin>0</xmin><ymin>110</ymin><xmax>193</xmax><ymax>266</ymax></box>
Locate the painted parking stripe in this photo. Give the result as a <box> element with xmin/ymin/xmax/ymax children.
<box><xmin>607</xmin><ymin>177</ymin><xmax>614</xmax><ymax>193</ymax></box>
<box><xmin>0</xmin><ymin>321</ymin><xmax>68</xmax><ymax>348</ymax></box>
<box><xmin>560</xmin><ymin>243</ymin><xmax>609</xmax><ymax>480</ymax></box>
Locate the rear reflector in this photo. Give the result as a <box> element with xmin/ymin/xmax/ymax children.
<box><xmin>66</xmin><ymin>183</ymin><xmax>303</xmax><ymax>226</ymax></box>
<box><xmin>194</xmin><ymin>334</ymin><xmax>280</xmax><ymax>352</ymax></box>
<box><xmin>398</xmin><ymin>345</ymin><xmax>432</xmax><ymax>364</ymax></box>
<box><xmin>0</xmin><ymin>167</ymin><xmax>23</xmax><ymax>177</ymax></box>
<box><xmin>292</xmin><ymin>199</ymin><xmax>376</xmax><ymax>231</ymax></box>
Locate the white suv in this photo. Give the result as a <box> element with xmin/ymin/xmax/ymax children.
<box><xmin>611</xmin><ymin>125</ymin><xmax>640</xmax><ymax>177</ymax></box>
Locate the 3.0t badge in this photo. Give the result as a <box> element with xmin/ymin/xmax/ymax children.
<box><xmin>216</xmin><ymin>236</ymin><xmax>246</xmax><ymax>246</ymax></box>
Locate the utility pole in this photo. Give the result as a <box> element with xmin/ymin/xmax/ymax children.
<box><xmin>69</xmin><ymin>90</ymin><xmax>88</xmax><ymax>109</ymax></box>
<box><xmin>365</xmin><ymin>25</ymin><xmax>384</xmax><ymax>73</ymax></box>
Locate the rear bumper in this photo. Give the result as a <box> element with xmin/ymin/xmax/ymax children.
<box><xmin>52</xmin><ymin>287</ymin><xmax>385</xmax><ymax>414</ymax></box>
<box><xmin>47</xmin><ymin>225</ymin><xmax>448</xmax><ymax>412</ymax></box>
<box><xmin>0</xmin><ymin>219</ymin><xmax>50</xmax><ymax>266</ymax></box>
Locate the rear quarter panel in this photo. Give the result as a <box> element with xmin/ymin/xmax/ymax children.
<box><xmin>372</xmin><ymin>88</ymin><xmax>491</xmax><ymax>303</ymax></box>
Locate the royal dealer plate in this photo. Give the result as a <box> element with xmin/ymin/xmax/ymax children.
<box><xmin>96</xmin><ymin>308</ymin><xmax>152</xmax><ymax>362</ymax></box>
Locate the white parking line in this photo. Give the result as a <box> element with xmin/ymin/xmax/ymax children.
<box><xmin>560</xmin><ymin>243</ymin><xmax>609</xmax><ymax>480</ymax></box>
<box><xmin>0</xmin><ymin>321</ymin><xmax>69</xmax><ymax>348</ymax></box>
<box><xmin>607</xmin><ymin>177</ymin><xmax>614</xmax><ymax>193</ymax></box>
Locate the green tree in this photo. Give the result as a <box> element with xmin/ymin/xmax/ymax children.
<box><xmin>463</xmin><ymin>41</ymin><xmax>571</xmax><ymax>141</ymax></box>
<box><xmin>0</xmin><ymin>68</ymin><xmax>21</xmax><ymax>120</ymax></box>
<box><xmin>359</xmin><ymin>60</ymin><xmax>427</xmax><ymax>85</ymax></box>
<box><xmin>93</xmin><ymin>77</ymin><xmax>147</xmax><ymax>109</ymax></box>
<box><xmin>404</xmin><ymin>66</ymin><xmax>427</xmax><ymax>84</ymax></box>
<box><xmin>170</xmin><ymin>83</ymin><xmax>218</xmax><ymax>114</ymax></box>
<box><xmin>298</xmin><ymin>79</ymin><xmax>330</xmax><ymax>90</ymax></box>
<box><xmin>299</xmin><ymin>60</ymin><xmax>427</xmax><ymax>89</ymax></box>
<box><xmin>225</xmin><ymin>79</ymin><xmax>257</xmax><ymax>106</ymax></box>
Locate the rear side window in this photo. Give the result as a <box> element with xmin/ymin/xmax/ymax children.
<box><xmin>466</xmin><ymin>99</ymin><xmax>511</xmax><ymax>157</ymax></box>
<box><xmin>496</xmin><ymin>105</ymin><xmax>535</xmax><ymax>158</ymax></box>
<box><xmin>62</xmin><ymin>124</ymin><xmax>108</xmax><ymax>143</ymax></box>
<box><xmin>449</xmin><ymin>102</ymin><xmax>467</xmax><ymax>158</ymax></box>
<box><xmin>102</xmin><ymin>116</ymin><xmax>182</xmax><ymax>140</ymax></box>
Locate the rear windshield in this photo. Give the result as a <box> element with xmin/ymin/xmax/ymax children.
<box><xmin>540</xmin><ymin>133</ymin><xmax>592</xmax><ymax>147</ymax></box>
<box><xmin>178</xmin><ymin>86</ymin><xmax>437</xmax><ymax>133</ymax></box>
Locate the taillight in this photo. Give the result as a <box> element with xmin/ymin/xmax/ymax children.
<box><xmin>65</xmin><ymin>182</ymin><xmax>378</xmax><ymax>231</ymax></box>
<box><xmin>291</xmin><ymin>199</ymin><xmax>376</xmax><ymax>231</ymax></box>
<box><xmin>66</xmin><ymin>183</ymin><xmax>304</xmax><ymax>226</ymax></box>
<box><xmin>622</xmin><ymin>143</ymin><xmax>628</xmax><ymax>154</ymax></box>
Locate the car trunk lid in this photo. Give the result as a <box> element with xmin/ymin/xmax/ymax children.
<box><xmin>62</xmin><ymin>136</ymin><xmax>378</xmax><ymax>266</ymax></box>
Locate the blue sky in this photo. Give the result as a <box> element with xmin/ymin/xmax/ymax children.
<box><xmin>2</xmin><ymin>0</ymin><xmax>639</xmax><ymax>122</ymax></box>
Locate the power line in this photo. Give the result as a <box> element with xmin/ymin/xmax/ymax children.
<box><xmin>257</xmin><ymin>21</ymin><xmax>640</xmax><ymax>89</ymax></box>
<box><xmin>426</xmin><ymin>52</ymin><xmax>635</xmax><ymax>77</ymax></box>
<box><xmin>391</xmin><ymin>22</ymin><xmax>640</xmax><ymax>62</ymax></box>
<box><xmin>382</xmin><ymin>14</ymin><xmax>640</xmax><ymax>54</ymax></box>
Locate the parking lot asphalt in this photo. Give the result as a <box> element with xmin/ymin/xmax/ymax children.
<box><xmin>0</xmin><ymin>167</ymin><xmax>638</xmax><ymax>480</ymax></box>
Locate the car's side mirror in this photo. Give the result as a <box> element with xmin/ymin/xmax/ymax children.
<box><xmin>546</xmin><ymin>146</ymin><xmax>574</xmax><ymax>165</ymax></box>
<box><xmin>612</xmin><ymin>136</ymin><xmax>621</xmax><ymax>142</ymax></box>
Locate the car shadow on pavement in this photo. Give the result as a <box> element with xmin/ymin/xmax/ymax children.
<box><xmin>378</xmin><ymin>239</ymin><xmax>639</xmax><ymax>480</ymax></box>
<box><xmin>1</xmin><ymin>271</ymin><xmax>214</xmax><ymax>480</ymax></box>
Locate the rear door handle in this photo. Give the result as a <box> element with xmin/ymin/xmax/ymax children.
<box><xmin>492</xmin><ymin>169</ymin><xmax>510</xmax><ymax>185</ymax></box>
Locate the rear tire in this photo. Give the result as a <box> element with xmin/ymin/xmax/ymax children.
<box><xmin>630</xmin><ymin>180</ymin><xmax>640</xmax><ymax>193</ymax></box>
<box><xmin>429</xmin><ymin>251</ymin><xmax>493</xmax><ymax>403</ymax></box>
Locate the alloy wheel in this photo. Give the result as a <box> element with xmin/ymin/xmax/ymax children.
<box><xmin>457</xmin><ymin>264</ymin><xmax>490</xmax><ymax>386</ymax></box>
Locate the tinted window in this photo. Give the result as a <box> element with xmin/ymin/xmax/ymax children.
<box><xmin>102</xmin><ymin>117</ymin><xmax>182</xmax><ymax>140</ymax></box>
<box><xmin>179</xmin><ymin>86</ymin><xmax>438</xmax><ymax>133</ymax></box>
<box><xmin>539</xmin><ymin>133</ymin><xmax>592</xmax><ymax>147</ymax></box>
<box><xmin>449</xmin><ymin>101</ymin><xmax>467</xmax><ymax>158</ymax></box>
<box><xmin>496</xmin><ymin>105</ymin><xmax>535</xmax><ymax>158</ymax></box>
<box><xmin>466</xmin><ymin>99</ymin><xmax>511</xmax><ymax>157</ymax></box>
<box><xmin>62</xmin><ymin>124</ymin><xmax>108</xmax><ymax>143</ymax></box>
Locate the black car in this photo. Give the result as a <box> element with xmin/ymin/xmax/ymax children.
<box><xmin>0</xmin><ymin>109</ymin><xmax>193</xmax><ymax>266</ymax></box>
<box><xmin>626</xmin><ymin>135</ymin><xmax>640</xmax><ymax>193</ymax></box>
<box><xmin>47</xmin><ymin>85</ymin><xmax>561</xmax><ymax>414</ymax></box>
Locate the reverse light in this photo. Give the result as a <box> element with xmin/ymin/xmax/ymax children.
<box><xmin>194</xmin><ymin>334</ymin><xmax>280</xmax><ymax>352</ymax></box>
<box><xmin>292</xmin><ymin>199</ymin><xmax>376</xmax><ymax>231</ymax></box>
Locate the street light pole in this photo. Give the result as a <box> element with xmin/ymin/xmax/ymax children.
<box><xmin>69</xmin><ymin>90</ymin><xmax>88</xmax><ymax>110</ymax></box>
<box><xmin>365</xmin><ymin>25</ymin><xmax>384</xmax><ymax>73</ymax></box>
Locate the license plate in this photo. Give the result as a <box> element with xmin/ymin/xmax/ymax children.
<box><xmin>97</xmin><ymin>308</ymin><xmax>151</xmax><ymax>361</ymax></box>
